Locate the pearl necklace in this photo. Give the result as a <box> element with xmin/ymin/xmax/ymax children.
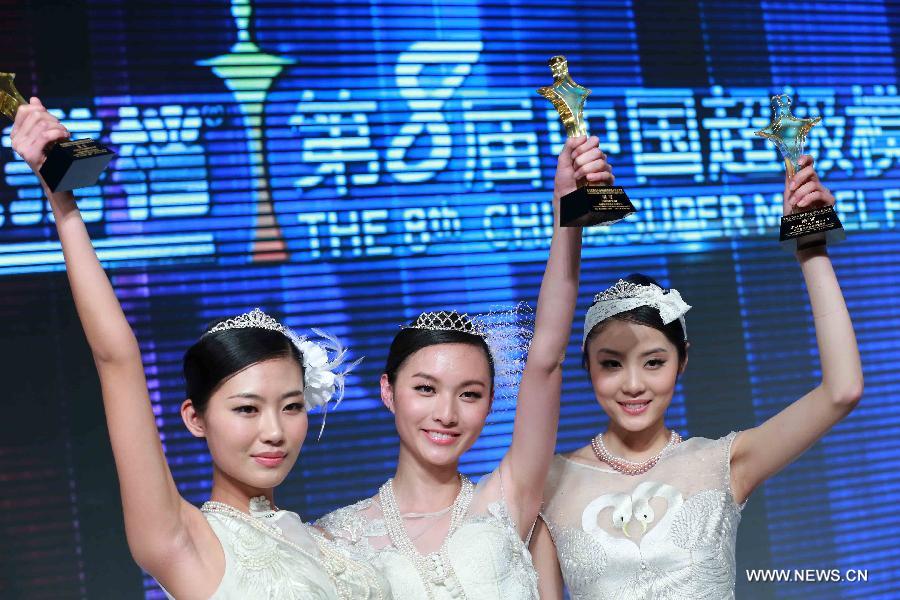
<box><xmin>379</xmin><ymin>475</ymin><xmax>474</xmax><ymax>600</ymax></box>
<box><xmin>591</xmin><ymin>430</ymin><xmax>682</xmax><ymax>475</ymax></box>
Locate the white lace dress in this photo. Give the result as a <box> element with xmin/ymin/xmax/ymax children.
<box><xmin>541</xmin><ymin>433</ymin><xmax>744</xmax><ymax>600</ymax></box>
<box><xmin>162</xmin><ymin>497</ymin><xmax>390</xmax><ymax>600</ymax></box>
<box><xmin>316</xmin><ymin>468</ymin><xmax>539</xmax><ymax>600</ymax></box>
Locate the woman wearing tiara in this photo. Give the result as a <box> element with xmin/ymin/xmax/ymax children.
<box><xmin>529</xmin><ymin>156</ymin><xmax>863</xmax><ymax>599</ymax></box>
<box><xmin>12</xmin><ymin>99</ymin><xmax>389</xmax><ymax>598</ymax></box>
<box><xmin>316</xmin><ymin>135</ymin><xmax>613</xmax><ymax>599</ymax></box>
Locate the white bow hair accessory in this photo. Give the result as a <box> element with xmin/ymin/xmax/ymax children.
<box><xmin>582</xmin><ymin>280</ymin><xmax>691</xmax><ymax>349</ymax></box>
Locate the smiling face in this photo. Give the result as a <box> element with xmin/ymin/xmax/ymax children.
<box><xmin>586</xmin><ymin>319</ymin><xmax>684</xmax><ymax>434</ymax></box>
<box><xmin>382</xmin><ymin>343</ymin><xmax>493</xmax><ymax>469</ymax></box>
<box><xmin>182</xmin><ymin>356</ymin><xmax>308</xmax><ymax>494</ymax></box>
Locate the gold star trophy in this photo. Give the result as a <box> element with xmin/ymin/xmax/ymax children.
<box><xmin>755</xmin><ymin>93</ymin><xmax>844</xmax><ymax>249</ymax></box>
<box><xmin>0</xmin><ymin>72</ymin><xmax>114</xmax><ymax>192</ymax></box>
<box><xmin>537</xmin><ymin>56</ymin><xmax>635</xmax><ymax>227</ymax></box>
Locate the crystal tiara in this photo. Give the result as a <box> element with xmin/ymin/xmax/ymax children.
<box><xmin>401</xmin><ymin>309</ymin><xmax>487</xmax><ymax>339</ymax></box>
<box><xmin>206</xmin><ymin>308</ymin><xmax>286</xmax><ymax>336</ymax></box>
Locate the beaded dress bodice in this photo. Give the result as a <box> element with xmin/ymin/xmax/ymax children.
<box><xmin>316</xmin><ymin>468</ymin><xmax>538</xmax><ymax>600</ymax></box>
<box><xmin>162</xmin><ymin>497</ymin><xmax>389</xmax><ymax>600</ymax></box>
<box><xmin>541</xmin><ymin>433</ymin><xmax>744</xmax><ymax>600</ymax></box>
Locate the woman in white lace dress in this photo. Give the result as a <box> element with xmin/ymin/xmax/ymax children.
<box><xmin>530</xmin><ymin>158</ymin><xmax>863</xmax><ymax>599</ymax></box>
<box><xmin>12</xmin><ymin>99</ymin><xmax>388</xmax><ymax>599</ymax></box>
<box><xmin>316</xmin><ymin>136</ymin><xmax>613</xmax><ymax>600</ymax></box>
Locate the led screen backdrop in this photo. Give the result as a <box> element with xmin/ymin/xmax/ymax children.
<box><xmin>0</xmin><ymin>0</ymin><xmax>898</xmax><ymax>598</ymax></box>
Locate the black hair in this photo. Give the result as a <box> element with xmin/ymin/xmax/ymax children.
<box><xmin>582</xmin><ymin>273</ymin><xmax>688</xmax><ymax>371</ymax></box>
<box><xmin>384</xmin><ymin>328</ymin><xmax>495</xmax><ymax>385</ymax></box>
<box><xmin>183</xmin><ymin>327</ymin><xmax>303</xmax><ymax>413</ymax></box>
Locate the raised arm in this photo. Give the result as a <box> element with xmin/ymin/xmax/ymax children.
<box><xmin>11</xmin><ymin>99</ymin><xmax>217</xmax><ymax>588</ymax></box>
<box><xmin>730</xmin><ymin>155</ymin><xmax>863</xmax><ymax>505</ymax></box>
<box><xmin>503</xmin><ymin>136</ymin><xmax>612</xmax><ymax>534</ymax></box>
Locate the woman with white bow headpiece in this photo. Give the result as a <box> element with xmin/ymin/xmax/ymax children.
<box><xmin>530</xmin><ymin>156</ymin><xmax>863</xmax><ymax>599</ymax></box>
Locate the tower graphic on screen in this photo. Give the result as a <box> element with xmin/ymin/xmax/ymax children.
<box><xmin>197</xmin><ymin>0</ymin><xmax>293</xmax><ymax>262</ymax></box>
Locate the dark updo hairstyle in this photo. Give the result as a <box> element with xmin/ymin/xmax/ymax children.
<box><xmin>384</xmin><ymin>319</ymin><xmax>495</xmax><ymax>386</ymax></box>
<box><xmin>582</xmin><ymin>273</ymin><xmax>688</xmax><ymax>371</ymax></box>
<box><xmin>183</xmin><ymin>327</ymin><xmax>304</xmax><ymax>413</ymax></box>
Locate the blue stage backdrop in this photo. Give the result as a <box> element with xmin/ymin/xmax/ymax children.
<box><xmin>0</xmin><ymin>1</ymin><xmax>898</xmax><ymax>598</ymax></box>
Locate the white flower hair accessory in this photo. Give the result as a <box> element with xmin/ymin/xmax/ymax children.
<box><xmin>206</xmin><ymin>309</ymin><xmax>361</xmax><ymax>438</ymax></box>
<box><xmin>583</xmin><ymin>280</ymin><xmax>691</xmax><ymax>349</ymax></box>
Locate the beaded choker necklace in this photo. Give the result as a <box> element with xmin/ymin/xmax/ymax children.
<box><xmin>591</xmin><ymin>430</ymin><xmax>682</xmax><ymax>475</ymax></box>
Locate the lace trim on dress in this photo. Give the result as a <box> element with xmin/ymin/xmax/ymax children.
<box><xmin>722</xmin><ymin>431</ymin><xmax>748</xmax><ymax>510</ymax></box>
<box><xmin>201</xmin><ymin>500</ymin><xmax>387</xmax><ymax>600</ymax></box>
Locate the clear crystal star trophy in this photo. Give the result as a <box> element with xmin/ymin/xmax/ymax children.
<box><xmin>754</xmin><ymin>93</ymin><xmax>844</xmax><ymax>249</ymax></box>
<box><xmin>1</xmin><ymin>72</ymin><xmax>114</xmax><ymax>192</ymax></box>
<box><xmin>537</xmin><ymin>56</ymin><xmax>635</xmax><ymax>227</ymax></box>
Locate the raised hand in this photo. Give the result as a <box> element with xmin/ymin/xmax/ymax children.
<box><xmin>783</xmin><ymin>155</ymin><xmax>835</xmax><ymax>215</ymax></box>
<box><xmin>10</xmin><ymin>97</ymin><xmax>69</xmax><ymax>175</ymax></box>
<box><xmin>553</xmin><ymin>135</ymin><xmax>614</xmax><ymax>201</ymax></box>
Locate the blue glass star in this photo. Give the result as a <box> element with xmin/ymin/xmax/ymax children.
<box><xmin>755</xmin><ymin>94</ymin><xmax>821</xmax><ymax>176</ymax></box>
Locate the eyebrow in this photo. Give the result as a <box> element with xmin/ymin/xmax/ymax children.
<box><xmin>226</xmin><ymin>390</ymin><xmax>304</xmax><ymax>401</ymax></box>
<box><xmin>410</xmin><ymin>373</ymin><xmax>486</xmax><ymax>388</ymax></box>
<box><xmin>595</xmin><ymin>348</ymin><xmax>669</xmax><ymax>357</ymax></box>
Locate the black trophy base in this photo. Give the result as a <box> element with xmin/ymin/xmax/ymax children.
<box><xmin>560</xmin><ymin>185</ymin><xmax>636</xmax><ymax>227</ymax></box>
<box><xmin>779</xmin><ymin>205</ymin><xmax>845</xmax><ymax>251</ymax></box>
<box><xmin>39</xmin><ymin>138</ymin><xmax>115</xmax><ymax>193</ymax></box>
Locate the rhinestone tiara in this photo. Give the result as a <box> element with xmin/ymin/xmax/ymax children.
<box><xmin>401</xmin><ymin>310</ymin><xmax>487</xmax><ymax>339</ymax></box>
<box><xmin>593</xmin><ymin>279</ymin><xmax>647</xmax><ymax>304</ymax></box>
<box><xmin>206</xmin><ymin>308</ymin><xmax>287</xmax><ymax>336</ymax></box>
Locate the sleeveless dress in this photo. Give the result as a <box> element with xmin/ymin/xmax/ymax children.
<box><xmin>161</xmin><ymin>497</ymin><xmax>390</xmax><ymax>600</ymax></box>
<box><xmin>541</xmin><ymin>433</ymin><xmax>744</xmax><ymax>600</ymax></box>
<box><xmin>316</xmin><ymin>467</ymin><xmax>539</xmax><ymax>600</ymax></box>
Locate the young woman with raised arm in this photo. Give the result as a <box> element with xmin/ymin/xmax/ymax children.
<box><xmin>529</xmin><ymin>155</ymin><xmax>863</xmax><ymax>599</ymax></box>
<box><xmin>316</xmin><ymin>135</ymin><xmax>612</xmax><ymax>600</ymax></box>
<box><xmin>12</xmin><ymin>97</ymin><xmax>389</xmax><ymax>599</ymax></box>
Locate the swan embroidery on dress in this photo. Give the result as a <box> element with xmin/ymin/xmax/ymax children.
<box><xmin>582</xmin><ymin>481</ymin><xmax>682</xmax><ymax>539</ymax></box>
<box><xmin>543</xmin><ymin>434</ymin><xmax>743</xmax><ymax>600</ymax></box>
<box><xmin>575</xmin><ymin>481</ymin><xmax>734</xmax><ymax>599</ymax></box>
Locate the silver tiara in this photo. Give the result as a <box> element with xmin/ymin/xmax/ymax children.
<box><xmin>583</xmin><ymin>280</ymin><xmax>691</xmax><ymax>348</ymax></box>
<box><xmin>402</xmin><ymin>310</ymin><xmax>487</xmax><ymax>338</ymax></box>
<box><xmin>206</xmin><ymin>308</ymin><xmax>286</xmax><ymax>336</ymax></box>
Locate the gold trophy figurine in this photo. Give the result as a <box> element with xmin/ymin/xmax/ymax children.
<box><xmin>537</xmin><ymin>56</ymin><xmax>635</xmax><ymax>227</ymax></box>
<box><xmin>1</xmin><ymin>72</ymin><xmax>114</xmax><ymax>192</ymax></box>
<box><xmin>754</xmin><ymin>93</ymin><xmax>844</xmax><ymax>249</ymax></box>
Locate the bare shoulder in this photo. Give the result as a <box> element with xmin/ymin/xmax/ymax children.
<box><xmin>561</xmin><ymin>444</ymin><xmax>596</xmax><ymax>466</ymax></box>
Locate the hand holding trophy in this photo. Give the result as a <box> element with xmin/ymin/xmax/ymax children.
<box><xmin>1</xmin><ymin>72</ymin><xmax>114</xmax><ymax>192</ymax></box>
<box><xmin>537</xmin><ymin>56</ymin><xmax>635</xmax><ymax>227</ymax></box>
<box><xmin>755</xmin><ymin>93</ymin><xmax>844</xmax><ymax>249</ymax></box>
